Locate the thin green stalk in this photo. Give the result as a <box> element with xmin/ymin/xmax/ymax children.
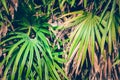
<box><xmin>27</xmin><ymin>26</ymin><xmax>31</xmax><ymax>36</ymax></box>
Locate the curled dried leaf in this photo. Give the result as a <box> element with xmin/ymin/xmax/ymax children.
<box><xmin>1</xmin><ymin>23</ymin><xmax>8</xmax><ymax>36</ymax></box>
<box><xmin>11</xmin><ymin>0</ymin><xmax>18</xmax><ymax>11</ymax></box>
<box><xmin>9</xmin><ymin>5</ymin><xmax>14</xmax><ymax>19</ymax></box>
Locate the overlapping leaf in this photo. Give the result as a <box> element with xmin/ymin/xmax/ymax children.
<box><xmin>59</xmin><ymin>11</ymin><xmax>107</xmax><ymax>75</ymax></box>
<box><xmin>0</xmin><ymin>31</ymin><xmax>67</xmax><ymax>80</ymax></box>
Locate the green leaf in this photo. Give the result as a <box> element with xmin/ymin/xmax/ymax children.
<box><xmin>54</xmin><ymin>62</ymin><xmax>68</xmax><ymax>80</ymax></box>
<box><xmin>0</xmin><ymin>12</ymin><xmax>3</xmax><ymax>19</ymax></box>
<box><xmin>113</xmin><ymin>60</ymin><xmax>120</xmax><ymax>66</ymax></box>
<box><xmin>71</xmin><ymin>0</ymin><xmax>75</xmax><ymax>7</ymax></box>
<box><xmin>95</xmin><ymin>25</ymin><xmax>101</xmax><ymax>47</ymax></box>
<box><xmin>3</xmin><ymin>55</ymin><xmax>16</xmax><ymax>80</ymax></box>
<box><xmin>107</xmin><ymin>0</ymin><xmax>116</xmax><ymax>30</ymax></box>
<box><xmin>84</xmin><ymin>0</ymin><xmax>87</xmax><ymax>8</ymax></box>
<box><xmin>101</xmin><ymin>29</ymin><xmax>107</xmax><ymax>55</ymax></box>
<box><xmin>101</xmin><ymin>0</ymin><xmax>116</xmax><ymax>55</ymax></box>
<box><xmin>33</xmin><ymin>63</ymin><xmax>41</xmax><ymax>80</ymax></box>
<box><xmin>45</xmin><ymin>63</ymin><xmax>49</xmax><ymax>80</ymax></box>
<box><xmin>81</xmin><ymin>31</ymin><xmax>90</xmax><ymax>68</ymax></box>
<box><xmin>53</xmin><ymin>56</ymin><xmax>67</xmax><ymax>63</ymax></box>
<box><xmin>100</xmin><ymin>0</ymin><xmax>111</xmax><ymax>22</ymax></box>
<box><xmin>36</xmin><ymin>44</ymin><xmax>61</xmax><ymax>80</ymax></box>
<box><xmin>39</xmin><ymin>28</ymin><xmax>50</xmax><ymax>34</ymax></box>
<box><xmin>108</xmin><ymin>27</ymin><xmax>112</xmax><ymax>54</ymax></box>
<box><xmin>26</xmin><ymin>42</ymin><xmax>34</xmax><ymax>78</ymax></box>
<box><xmin>6</xmin><ymin>39</ymin><xmax>25</xmax><ymax>63</ymax></box>
<box><xmin>52</xmin><ymin>52</ymin><xmax>64</xmax><ymax>56</ymax></box>
<box><xmin>18</xmin><ymin>42</ymin><xmax>31</xmax><ymax>78</ymax></box>
<box><xmin>0</xmin><ymin>35</ymin><xmax>24</xmax><ymax>45</ymax></box>
<box><xmin>34</xmin><ymin>44</ymin><xmax>42</xmax><ymax>79</ymax></box>
<box><xmin>91</xmin><ymin>26</ymin><xmax>95</xmax><ymax>65</ymax></box>
<box><xmin>69</xmin><ymin>20</ymin><xmax>86</xmax><ymax>58</ymax></box>
<box><xmin>1</xmin><ymin>0</ymin><xmax>9</xmax><ymax>14</ymax></box>
<box><xmin>11</xmin><ymin>41</ymin><xmax>28</xmax><ymax>80</ymax></box>
<box><xmin>111</xmin><ymin>20</ymin><xmax>116</xmax><ymax>42</ymax></box>
<box><xmin>37</xmin><ymin>31</ymin><xmax>53</xmax><ymax>59</ymax></box>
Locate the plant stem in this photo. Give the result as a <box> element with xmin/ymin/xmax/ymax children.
<box><xmin>27</xmin><ymin>26</ymin><xmax>31</xmax><ymax>36</ymax></box>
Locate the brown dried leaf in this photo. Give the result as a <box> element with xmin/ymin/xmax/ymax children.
<box><xmin>104</xmin><ymin>60</ymin><xmax>107</xmax><ymax>79</ymax></box>
<box><xmin>9</xmin><ymin>5</ymin><xmax>14</xmax><ymax>19</ymax></box>
<box><xmin>0</xmin><ymin>66</ymin><xmax>3</xmax><ymax>77</ymax></box>
<box><xmin>118</xmin><ymin>64</ymin><xmax>120</xmax><ymax>75</ymax></box>
<box><xmin>94</xmin><ymin>54</ymin><xmax>100</xmax><ymax>73</ymax></box>
<box><xmin>78</xmin><ymin>0</ymin><xmax>83</xmax><ymax>6</ymax></box>
<box><xmin>0</xmin><ymin>28</ymin><xmax>2</xmax><ymax>39</ymax></box>
<box><xmin>95</xmin><ymin>42</ymin><xmax>99</xmax><ymax>52</ymax></box>
<box><xmin>1</xmin><ymin>23</ymin><xmax>8</xmax><ymax>36</ymax></box>
<box><xmin>113</xmin><ymin>66</ymin><xmax>119</xmax><ymax>80</ymax></box>
<box><xmin>107</xmin><ymin>55</ymin><xmax>112</xmax><ymax>77</ymax></box>
<box><xmin>88</xmin><ymin>41</ymin><xmax>100</xmax><ymax>73</ymax></box>
<box><xmin>75</xmin><ymin>44</ymin><xmax>84</xmax><ymax>75</ymax></box>
<box><xmin>0</xmin><ymin>48</ymin><xmax>2</xmax><ymax>57</ymax></box>
<box><xmin>11</xmin><ymin>0</ymin><xmax>18</xmax><ymax>11</ymax></box>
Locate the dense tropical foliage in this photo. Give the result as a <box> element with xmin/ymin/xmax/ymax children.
<box><xmin>0</xmin><ymin>0</ymin><xmax>120</xmax><ymax>80</ymax></box>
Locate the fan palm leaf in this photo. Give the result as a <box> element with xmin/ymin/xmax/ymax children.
<box><xmin>58</xmin><ymin>11</ymin><xmax>107</xmax><ymax>75</ymax></box>
<box><xmin>0</xmin><ymin>31</ymin><xmax>67</xmax><ymax>80</ymax></box>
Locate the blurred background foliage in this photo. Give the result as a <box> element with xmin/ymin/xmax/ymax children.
<box><xmin>0</xmin><ymin>0</ymin><xmax>120</xmax><ymax>80</ymax></box>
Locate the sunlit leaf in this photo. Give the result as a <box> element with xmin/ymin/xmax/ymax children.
<box><xmin>1</xmin><ymin>0</ymin><xmax>9</xmax><ymax>14</ymax></box>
